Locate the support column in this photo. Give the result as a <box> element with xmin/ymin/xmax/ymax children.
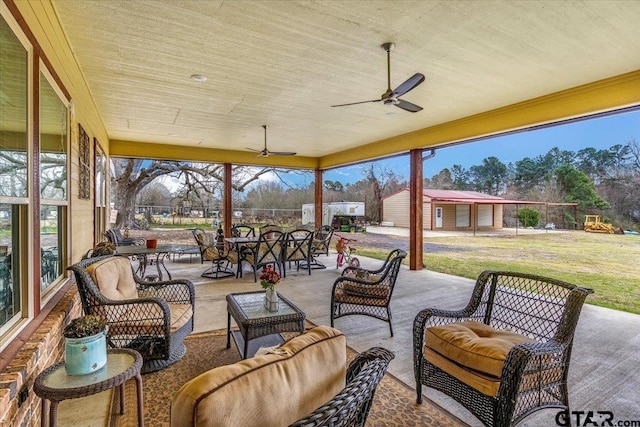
<box><xmin>223</xmin><ymin>163</ymin><xmax>232</xmax><ymax>237</ymax></box>
<box><xmin>409</xmin><ymin>149</ymin><xmax>424</xmax><ymax>270</ymax></box>
<box><xmin>315</xmin><ymin>170</ymin><xmax>323</xmax><ymax>227</ymax></box>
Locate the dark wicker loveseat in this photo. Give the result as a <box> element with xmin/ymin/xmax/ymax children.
<box><xmin>68</xmin><ymin>254</ymin><xmax>195</xmax><ymax>373</ymax></box>
<box><xmin>413</xmin><ymin>270</ymin><xmax>593</xmax><ymax>427</ymax></box>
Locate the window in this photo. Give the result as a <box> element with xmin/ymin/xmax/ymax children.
<box><xmin>95</xmin><ymin>141</ymin><xmax>107</xmax><ymax>243</ymax></box>
<box><xmin>0</xmin><ymin>10</ymin><xmax>29</xmax><ymax>331</ymax></box>
<box><xmin>39</xmin><ymin>69</ymin><xmax>68</xmax><ymax>297</ymax></box>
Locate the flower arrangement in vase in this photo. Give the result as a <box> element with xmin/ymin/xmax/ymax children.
<box><xmin>63</xmin><ymin>315</ymin><xmax>108</xmax><ymax>375</ymax></box>
<box><xmin>260</xmin><ymin>265</ymin><xmax>281</xmax><ymax>312</ymax></box>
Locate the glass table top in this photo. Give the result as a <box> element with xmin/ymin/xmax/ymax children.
<box><xmin>41</xmin><ymin>352</ymin><xmax>136</xmax><ymax>390</ymax></box>
<box><xmin>231</xmin><ymin>292</ymin><xmax>298</xmax><ymax>319</ymax></box>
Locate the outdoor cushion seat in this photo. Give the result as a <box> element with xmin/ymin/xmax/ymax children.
<box><xmin>171</xmin><ymin>325</ymin><xmax>394</xmax><ymax>427</ymax></box>
<box><xmin>425</xmin><ymin>321</ymin><xmax>536</xmax><ymax>378</ymax></box>
<box><xmin>414</xmin><ymin>270</ymin><xmax>594</xmax><ymax>427</ymax></box>
<box><xmin>341</xmin><ymin>280</ymin><xmax>390</xmax><ymax>299</ymax></box>
<box><xmin>107</xmin><ymin>303</ymin><xmax>193</xmax><ymax>336</ymax></box>
<box><xmin>68</xmin><ymin>254</ymin><xmax>195</xmax><ymax>373</ymax></box>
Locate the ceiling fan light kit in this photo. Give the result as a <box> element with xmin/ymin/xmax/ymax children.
<box><xmin>245</xmin><ymin>125</ymin><xmax>297</xmax><ymax>157</ymax></box>
<box><xmin>331</xmin><ymin>42</ymin><xmax>425</xmax><ymax>113</ymax></box>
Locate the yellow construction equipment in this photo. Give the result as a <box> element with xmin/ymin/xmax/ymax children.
<box><xmin>584</xmin><ymin>215</ymin><xmax>615</xmax><ymax>233</ymax></box>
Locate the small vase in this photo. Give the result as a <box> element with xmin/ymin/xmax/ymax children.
<box><xmin>64</xmin><ymin>329</ymin><xmax>107</xmax><ymax>375</ymax></box>
<box><xmin>264</xmin><ymin>288</ymin><xmax>279</xmax><ymax>312</ymax></box>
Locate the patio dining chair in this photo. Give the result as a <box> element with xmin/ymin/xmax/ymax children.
<box><xmin>413</xmin><ymin>270</ymin><xmax>594</xmax><ymax>427</ymax></box>
<box><xmin>237</xmin><ymin>229</ymin><xmax>285</xmax><ymax>282</ymax></box>
<box><xmin>104</xmin><ymin>227</ymin><xmax>145</xmax><ymax>246</ymax></box>
<box><xmin>230</xmin><ymin>224</ymin><xmax>255</xmax><ymax>238</ymax></box>
<box><xmin>282</xmin><ymin>228</ymin><xmax>314</xmax><ymax>277</ymax></box>
<box><xmin>307</xmin><ymin>225</ymin><xmax>334</xmax><ymax>269</ymax></box>
<box><xmin>191</xmin><ymin>228</ymin><xmax>237</xmax><ymax>279</ymax></box>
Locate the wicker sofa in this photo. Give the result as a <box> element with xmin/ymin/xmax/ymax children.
<box><xmin>171</xmin><ymin>325</ymin><xmax>394</xmax><ymax>427</ymax></box>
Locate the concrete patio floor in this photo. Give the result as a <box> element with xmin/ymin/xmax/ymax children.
<box><xmin>167</xmin><ymin>251</ymin><xmax>640</xmax><ymax>427</ymax></box>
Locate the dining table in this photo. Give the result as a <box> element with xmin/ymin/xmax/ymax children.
<box><xmin>115</xmin><ymin>244</ymin><xmax>198</xmax><ymax>281</ymax></box>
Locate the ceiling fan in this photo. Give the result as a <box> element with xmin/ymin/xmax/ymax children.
<box><xmin>246</xmin><ymin>125</ymin><xmax>297</xmax><ymax>157</ymax></box>
<box><xmin>331</xmin><ymin>42</ymin><xmax>425</xmax><ymax>113</ymax></box>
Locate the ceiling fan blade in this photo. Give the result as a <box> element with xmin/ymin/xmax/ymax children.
<box><xmin>395</xmin><ymin>99</ymin><xmax>423</xmax><ymax>112</ymax></box>
<box><xmin>331</xmin><ymin>99</ymin><xmax>381</xmax><ymax>107</ymax></box>
<box><xmin>393</xmin><ymin>73</ymin><xmax>425</xmax><ymax>97</ymax></box>
<box><xmin>245</xmin><ymin>147</ymin><xmax>261</xmax><ymax>152</ymax></box>
<box><xmin>269</xmin><ymin>151</ymin><xmax>297</xmax><ymax>156</ymax></box>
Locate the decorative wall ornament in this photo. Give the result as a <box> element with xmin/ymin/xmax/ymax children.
<box><xmin>78</xmin><ymin>123</ymin><xmax>91</xmax><ymax>199</ymax></box>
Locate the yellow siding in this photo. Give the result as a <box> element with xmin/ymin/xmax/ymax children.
<box><xmin>15</xmin><ymin>0</ymin><xmax>110</xmax><ymax>260</ymax></box>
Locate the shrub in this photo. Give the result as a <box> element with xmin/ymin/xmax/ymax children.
<box><xmin>517</xmin><ymin>208</ymin><xmax>540</xmax><ymax>228</ymax></box>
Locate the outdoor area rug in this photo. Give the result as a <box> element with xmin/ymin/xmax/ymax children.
<box><xmin>114</xmin><ymin>328</ymin><xmax>467</xmax><ymax>426</ymax></box>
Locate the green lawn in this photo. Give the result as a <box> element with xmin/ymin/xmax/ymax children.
<box><xmin>359</xmin><ymin>231</ymin><xmax>640</xmax><ymax>315</ymax></box>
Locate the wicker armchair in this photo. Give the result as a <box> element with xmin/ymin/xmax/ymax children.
<box><xmin>191</xmin><ymin>228</ymin><xmax>237</xmax><ymax>279</ymax></box>
<box><xmin>290</xmin><ymin>347</ymin><xmax>395</xmax><ymax>427</ymax></box>
<box><xmin>68</xmin><ymin>255</ymin><xmax>195</xmax><ymax>373</ymax></box>
<box><xmin>104</xmin><ymin>227</ymin><xmax>145</xmax><ymax>246</ymax></box>
<box><xmin>331</xmin><ymin>249</ymin><xmax>406</xmax><ymax>337</ymax></box>
<box><xmin>413</xmin><ymin>270</ymin><xmax>593</xmax><ymax>427</ymax></box>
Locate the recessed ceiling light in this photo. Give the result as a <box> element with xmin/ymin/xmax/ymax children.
<box><xmin>190</xmin><ymin>74</ymin><xmax>207</xmax><ymax>82</ymax></box>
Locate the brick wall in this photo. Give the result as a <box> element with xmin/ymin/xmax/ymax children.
<box><xmin>0</xmin><ymin>288</ymin><xmax>82</xmax><ymax>426</ymax></box>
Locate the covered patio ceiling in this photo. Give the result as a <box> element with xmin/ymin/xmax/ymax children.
<box><xmin>50</xmin><ymin>0</ymin><xmax>640</xmax><ymax>169</ymax></box>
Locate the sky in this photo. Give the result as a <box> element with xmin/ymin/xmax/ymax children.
<box><xmin>319</xmin><ymin>108</ymin><xmax>640</xmax><ymax>186</ymax></box>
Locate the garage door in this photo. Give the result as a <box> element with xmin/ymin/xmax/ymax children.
<box><xmin>477</xmin><ymin>205</ymin><xmax>494</xmax><ymax>227</ymax></box>
<box><xmin>455</xmin><ymin>205</ymin><xmax>470</xmax><ymax>227</ymax></box>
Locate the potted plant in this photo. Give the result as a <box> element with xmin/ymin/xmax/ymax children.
<box><xmin>63</xmin><ymin>315</ymin><xmax>108</xmax><ymax>375</ymax></box>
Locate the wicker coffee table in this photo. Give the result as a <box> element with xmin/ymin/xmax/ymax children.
<box><xmin>226</xmin><ymin>291</ymin><xmax>306</xmax><ymax>359</ymax></box>
<box><xmin>34</xmin><ymin>348</ymin><xmax>144</xmax><ymax>427</ymax></box>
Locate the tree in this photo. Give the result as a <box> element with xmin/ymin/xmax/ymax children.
<box><xmin>450</xmin><ymin>164</ymin><xmax>470</xmax><ymax>190</ymax></box>
<box><xmin>324</xmin><ymin>180</ymin><xmax>344</xmax><ymax>192</ymax></box>
<box><xmin>555</xmin><ymin>165</ymin><xmax>610</xmax><ymax>213</ymax></box>
<box><xmin>111</xmin><ymin>159</ymin><xmax>275</xmax><ymax>228</ymax></box>
<box><xmin>359</xmin><ymin>163</ymin><xmax>405</xmax><ymax>222</ymax></box>
<box><xmin>469</xmin><ymin>156</ymin><xmax>508</xmax><ymax>195</ymax></box>
<box><xmin>426</xmin><ymin>168</ymin><xmax>454</xmax><ymax>189</ymax></box>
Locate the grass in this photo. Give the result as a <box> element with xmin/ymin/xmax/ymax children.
<box><xmin>358</xmin><ymin>231</ymin><xmax>640</xmax><ymax>315</ymax></box>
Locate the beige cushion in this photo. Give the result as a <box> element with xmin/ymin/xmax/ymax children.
<box><xmin>342</xmin><ymin>281</ymin><xmax>390</xmax><ymax>300</ymax></box>
<box><xmin>425</xmin><ymin>321</ymin><xmax>535</xmax><ymax>378</ymax></box>
<box><xmin>170</xmin><ymin>325</ymin><xmax>346</xmax><ymax>427</ymax></box>
<box><xmin>86</xmin><ymin>257</ymin><xmax>138</xmax><ymax>301</ymax></box>
<box><xmin>108</xmin><ymin>303</ymin><xmax>193</xmax><ymax>336</ymax></box>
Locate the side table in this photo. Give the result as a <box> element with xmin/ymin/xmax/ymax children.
<box><xmin>34</xmin><ymin>348</ymin><xmax>144</xmax><ymax>427</ymax></box>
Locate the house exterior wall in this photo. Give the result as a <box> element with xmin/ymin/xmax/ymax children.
<box><xmin>1</xmin><ymin>2</ymin><xmax>110</xmax><ymax>425</ymax></box>
<box><xmin>382</xmin><ymin>190</ymin><xmax>432</xmax><ymax>229</ymax></box>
